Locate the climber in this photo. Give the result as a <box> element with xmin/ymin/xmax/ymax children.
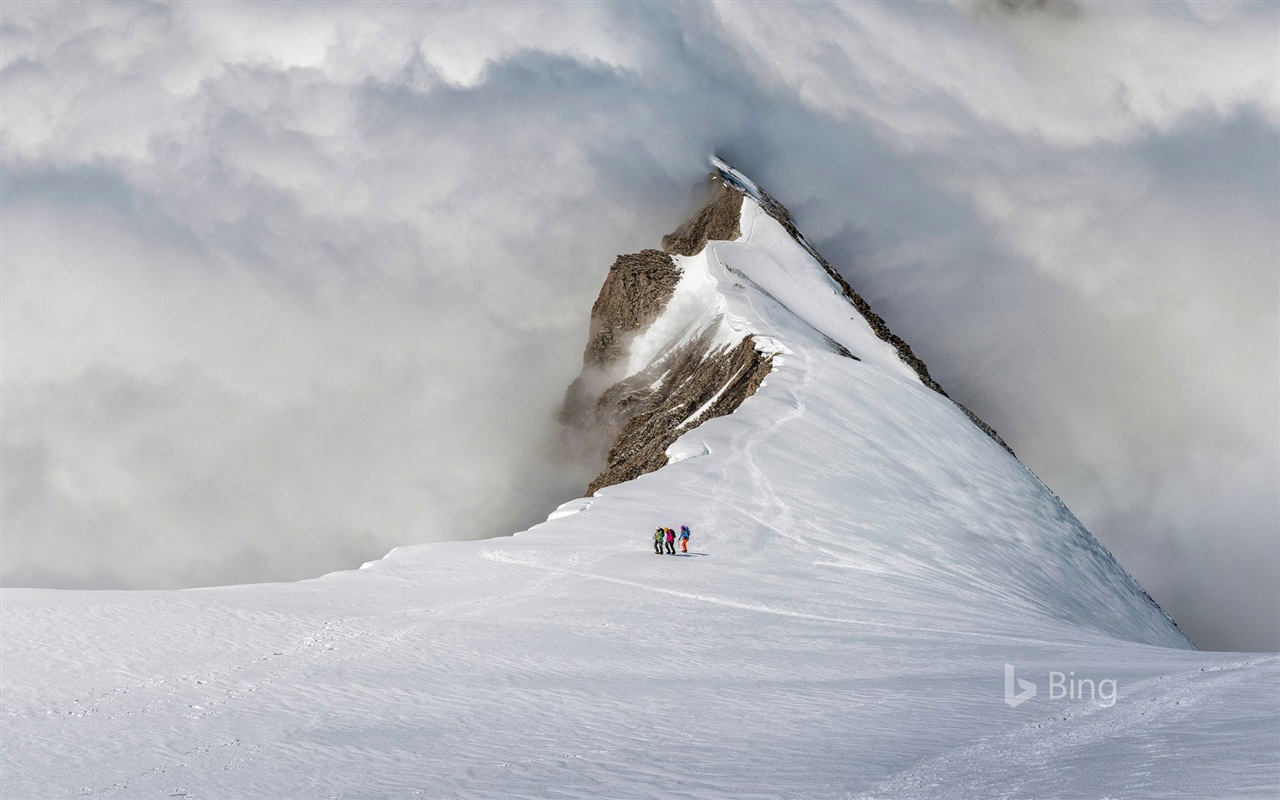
<box><xmin>679</xmin><ymin>525</ymin><xmax>691</xmax><ymax>553</ymax></box>
<box><xmin>665</xmin><ymin>528</ymin><xmax>677</xmax><ymax>555</ymax></box>
<box><xmin>653</xmin><ymin>527</ymin><xmax>665</xmax><ymax>555</ymax></box>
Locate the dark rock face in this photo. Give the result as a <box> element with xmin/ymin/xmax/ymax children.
<box><xmin>559</xmin><ymin>248</ymin><xmax>686</xmax><ymax>472</ymax></box>
<box><xmin>661</xmin><ymin>181</ymin><xmax>743</xmax><ymax>257</ymax></box>
<box><xmin>562</xmin><ymin>163</ymin><xmax>1013</xmax><ymax>497</ymax></box>
<box><xmin>586</xmin><ymin>334</ymin><xmax>773</xmax><ymax>495</ymax></box>
<box><xmin>560</xmin><ymin>182</ymin><xmax>772</xmax><ymax>496</ymax></box>
<box><xmin>582</xmin><ymin>249</ymin><xmax>683</xmax><ymax>370</ymax></box>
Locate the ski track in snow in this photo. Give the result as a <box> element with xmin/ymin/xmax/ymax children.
<box><xmin>4</xmin><ymin>185</ymin><xmax>1277</xmax><ymax>799</ymax></box>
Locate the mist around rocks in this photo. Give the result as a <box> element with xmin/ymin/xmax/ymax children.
<box><xmin>2</xmin><ymin>2</ymin><xmax>1276</xmax><ymax>650</ymax></box>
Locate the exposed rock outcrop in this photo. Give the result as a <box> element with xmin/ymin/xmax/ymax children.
<box><xmin>559</xmin><ymin>248</ymin><xmax>690</xmax><ymax>472</ymax></box>
<box><xmin>562</xmin><ymin>161</ymin><xmax>1014</xmax><ymax>497</ymax></box>
<box><xmin>560</xmin><ymin>180</ymin><xmax>774</xmax><ymax>496</ymax></box>
<box><xmin>581</xmin><ymin>249</ymin><xmax>683</xmax><ymax>370</ymax></box>
<box><xmin>586</xmin><ymin>335</ymin><xmax>773</xmax><ymax>495</ymax></box>
<box><xmin>660</xmin><ymin>180</ymin><xmax>743</xmax><ymax>257</ymax></box>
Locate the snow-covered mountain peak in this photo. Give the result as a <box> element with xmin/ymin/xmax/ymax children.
<box><xmin>559</xmin><ymin>156</ymin><xmax>1185</xmax><ymax>649</ymax></box>
<box><xmin>8</xmin><ymin>161</ymin><xmax>1273</xmax><ymax>800</ymax></box>
<box><xmin>563</xmin><ymin>157</ymin><xmax>1010</xmax><ymax>498</ymax></box>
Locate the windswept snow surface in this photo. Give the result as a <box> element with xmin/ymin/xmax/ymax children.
<box><xmin>4</xmin><ymin>191</ymin><xmax>1277</xmax><ymax>799</ymax></box>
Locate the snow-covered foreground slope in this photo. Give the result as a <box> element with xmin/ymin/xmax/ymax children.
<box><xmin>4</xmin><ymin>169</ymin><xmax>1277</xmax><ymax>799</ymax></box>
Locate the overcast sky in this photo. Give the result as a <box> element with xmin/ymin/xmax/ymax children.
<box><xmin>3</xmin><ymin>1</ymin><xmax>1276</xmax><ymax>651</ymax></box>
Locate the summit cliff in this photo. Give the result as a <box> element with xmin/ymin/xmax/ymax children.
<box><xmin>563</xmin><ymin>158</ymin><xmax>1012</xmax><ymax>498</ymax></box>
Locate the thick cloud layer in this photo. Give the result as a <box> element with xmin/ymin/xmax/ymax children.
<box><xmin>3</xmin><ymin>2</ymin><xmax>1275</xmax><ymax>650</ymax></box>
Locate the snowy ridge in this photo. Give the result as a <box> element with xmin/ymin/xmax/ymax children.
<box><xmin>632</xmin><ymin>157</ymin><xmax>922</xmax><ymax>390</ymax></box>
<box><xmin>601</xmin><ymin>171</ymin><xmax>1185</xmax><ymax>649</ymax></box>
<box><xmin>3</xmin><ymin>162</ymin><xmax>1277</xmax><ymax>799</ymax></box>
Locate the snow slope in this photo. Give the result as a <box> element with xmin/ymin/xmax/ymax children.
<box><xmin>4</xmin><ymin>166</ymin><xmax>1277</xmax><ymax>799</ymax></box>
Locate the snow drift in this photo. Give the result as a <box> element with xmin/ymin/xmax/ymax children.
<box><xmin>2</xmin><ymin>160</ymin><xmax>1276</xmax><ymax>799</ymax></box>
